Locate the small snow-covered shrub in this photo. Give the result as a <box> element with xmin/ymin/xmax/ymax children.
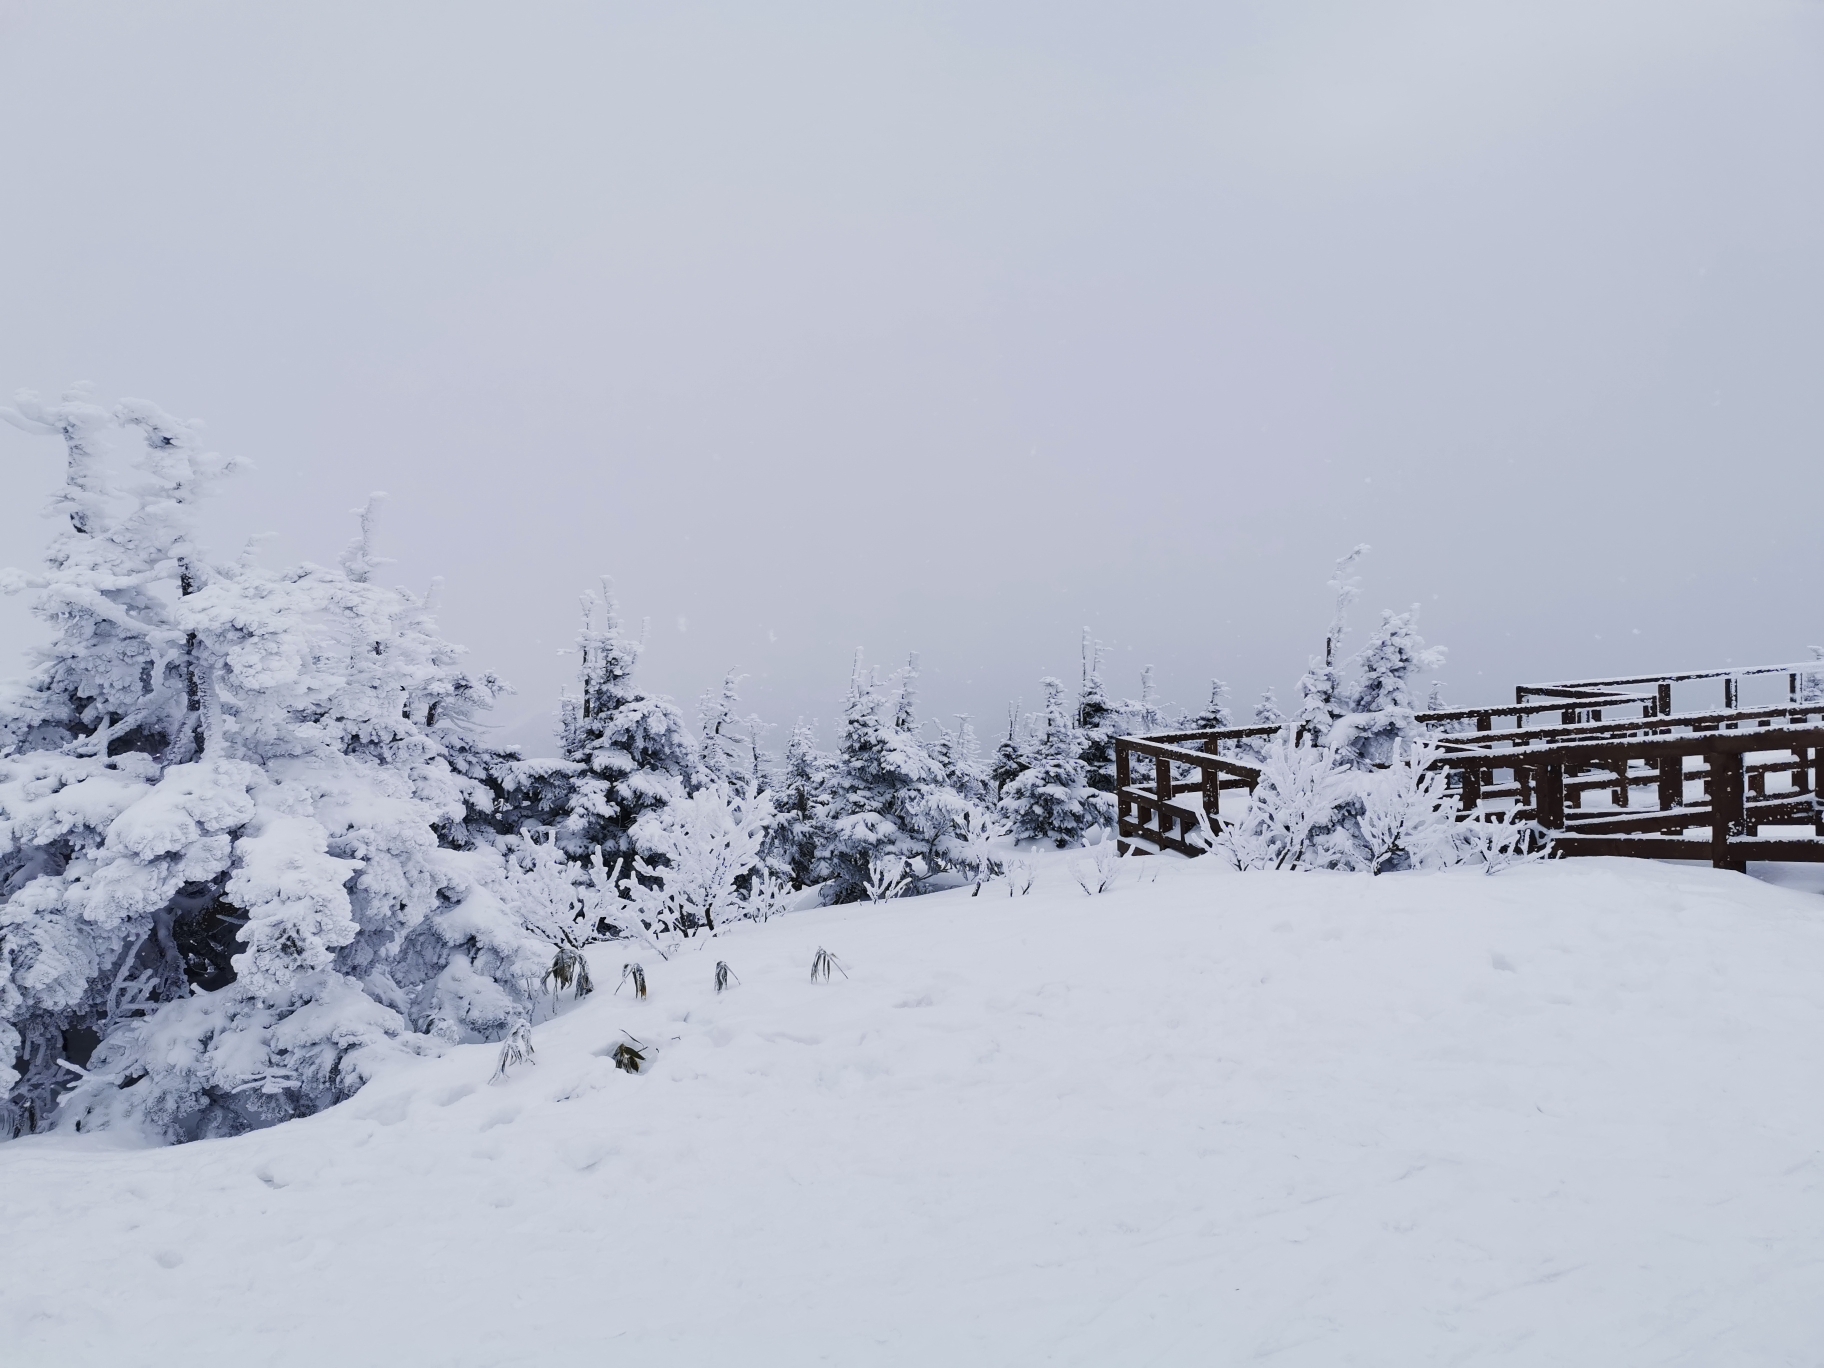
<box><xmin>1069</xmin><ymin>829</ymin><xmax>1126</xmax><ymax>895</ymax></box>
<box><xmin>1350</xmin><ymin>739</ymin><xmax>1459</xmax><ymax>874</ymax></box>
<box><xmin>953</xmin><ymin>805</ymin><xmax>1008</xmax><ymax>896</ymax></box>
<box><xmin>622</xmin><ymin>784</ymin><xmax>775</xmax><ymax>935</ymax></box>
<box><xmin>1211</xmin><ymin>730</ymin><xmax>1357</xmax><ymax>871</ymax></box>
<box><xmin>864</xmin><ymin>854</ymin><xmax>912</xmax><ymax>904</ymax></box>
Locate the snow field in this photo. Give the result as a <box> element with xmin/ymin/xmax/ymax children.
<box><xmin>3</xmin><ymin>854</ymin><xmax>1822</xmax><ymax>1366</ymax></box>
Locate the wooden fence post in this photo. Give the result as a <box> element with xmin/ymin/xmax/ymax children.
<box><xmin>1115</xmin><ymin>743</ymin><xmax>1130</xmax><ymax>829</ymax></box>
<box><xmin>1537</xmin><ymin>763</ymin><xmax>1565</xmax><ymax>830</ymax></box>
<box><xmin>1710</xmin><ymin>749</ymin><xmax>1745</xmax><ymax>871</ymax></box>
<box><xmin>1658</xmin><ymin>754</ymin><xmax>1682</xmax><ymax>811</ymax></box>
<box><xmin>1155</xmin><ymin>756</ymin><xmax>1173</xmax><ymax>843</ymax></box>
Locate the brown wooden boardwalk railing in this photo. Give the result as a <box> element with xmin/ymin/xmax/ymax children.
<box><xmin>1114</xmin><ymin>660</ymin><xmax>1824</xmax><ymax>870</ymax></box>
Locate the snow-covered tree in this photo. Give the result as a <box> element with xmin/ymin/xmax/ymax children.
<box><xmin>1294</xmin><ymin>544</ymin><xmax>1368</xmax><ymax>746</ymax></box>
<box><xmin>931</xmin><ymin>714</ymin><xmax>991</xmax><ymax>806</ymax></box>
<box><xmin>1254</xmin><ymin>688</ymin><xmax>1284</xmax><ymax>728</ymax></box>
<box><xmin>1186</xmin><ymin>679</ymin><xmax>1233</xmax><ymax>732</ymax></box>
<box><xmin>697</xmin><ymin>669</ymin><xmax>769</xmax><ymax>798</ymax></box>
<box><xmin>766</xmin><ymin>721</ymin><xmax>828</xmax><ymax>889</ymax></box>
<box><xmin>999</xmin><ymin>678</ymin><xmax>1112</xmax><ymax>847</ymax></box>
<box><xmin>0</xmin><ymin>392</ymin><xmax>549</xmax><ymax>1142</ymax></box>
<box><xmin>1076</xmin><ymin>629</ymin><xmax>1119</xmax><ymax>793</ymax></box>
<box><xmin>554</xmin><ymin>585</ymin><xmax>701</xmax><ymax>862</ymax></box>
<box><xmin>1332</xmin><ymin>606</ymin><xmax>1445</xmax><ymax>767</ymax></box>
<box><xmin>623</xmin><ymin>784</ymin><xmax>776</xmax><ymax>935</ymax></box>
<box><xmin>1115</xmin><ymin>665</ymin><xmax>1167</xmax><ymax>739</ymax></box>
<box><xmin>816</xmin><ymin>652</ymin><xmax>963</xmax><ymax>903</ymax></box>
<box><xmin>989</xmin><ymin>702</ymin><xmax>1029</xmax><ymax>798</ymax></box>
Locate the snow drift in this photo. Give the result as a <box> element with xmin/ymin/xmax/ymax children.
<box><xmin>2</xmin><ymin>853</ymin><xmax>1820</xmax><ymax>1365</ymax></box>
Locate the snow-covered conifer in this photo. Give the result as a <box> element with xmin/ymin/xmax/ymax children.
<box><xmin>990</xmin><ymin>702</ymin><xmax>1030</xmax><ymax>798</ymax></box>
<box><xmin>766</xmin><ymin>721</ymin><xmax>828</xmax><ymax>889</ymax></box>
<box><xmin>931</xmin><ymin>714</ymin><xmax>991</xmax><ymax>806</ymax></box>
<box><xmin>1332</xmin><ymin>607</ymin><xmax>1445</xmax><ymax>766</ymax></box>
<box><xmin>816</xmin><ymin>652</ymin><xmax>961</xmax><ymax>903</ymax></box>
<box><xmin>1186</xmin><ymin>679</ymin><xmax>1233</xmax><ymax>732</ymax></box>
<box><xmin>1294</xmin><ymin>544</ymin><xmax>1368</xmax><ymax>746</ymax></box>
<box><xmin>697</xmin><ymin>669</ymin><xmax>770</xmax><ymax>798</ymax></box>
<box><xmin>998</xmin><ymin>678</ymin><xmax>1112</xmax><ymax>847</ymax></box>
<box><xmin>1254</xmin><ymin>688</ymin><xmax>1284</xmax><ymax>728</ymax></box>
<box><xmin>1076</xmin><ymin>629</ymin><xmax>1119</xmax><ymax>793</ymax></box>
<box><xmin>554</xmin><ymin>585</ymin><xmax>701</xmax><ymax>861</ymax></box>
<box><xmin>0</xmin><ymin>393</ymin><xmax>548</xmax><ymax>1142</ymax></box>
<box><xmin>1115</xmin><ymin>665</ymin><xmax>1167</xmax><ymax>739</ymax></box>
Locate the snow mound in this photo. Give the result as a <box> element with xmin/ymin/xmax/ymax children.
<box><xmin>4</xmin><ymin>856</ymin><xmax>1822</xmax><ymax>1365</ymax></box>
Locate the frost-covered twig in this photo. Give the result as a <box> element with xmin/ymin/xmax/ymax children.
<box><xmin>1002</xmin><ymin>857</ymin><xmax>1034</xmax><ymax>896</ymax></box>
<box><xmin>864</xmin><ymin>854</ymin><xmax>911</xmax><ymax>904</ymax></box>
<box><xmin>1068</xmin><ymin>828</ymin><xmax>1127</xmax><ymax>895</ymax></box>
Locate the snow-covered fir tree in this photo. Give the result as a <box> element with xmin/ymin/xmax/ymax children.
<box><xmin>990</xmin><ymin>702</ymin><xmax>1030</xmax><ymax>798</ymax></box>
<box><xmin>1331</xmin><ymin>606</ymin><xmax>1445</xmax><ymax>766</ymax></box>
<box><xmin>1075</xmin><ymin>629</ymin><xmax>1119</xmax><ymax>793</ymax></box>
<box><xmin>999</xmin><ymin>678</ymin><xmax>1112</xmax><ymax>847</ymax></box>
<box><xmin>697</xmin><ymin>668</ymin><xmax>768</xmax><ymax>798</ymax></box>
<box><xmin>1254</xmin><ymin>687</ymin><xmax>1284</xmax><ymax>728</ymax></box>
<box><xmin>816</xmin><ymin>652</ymin><xmax>963</xmax><ymax>903</ymax></box>
<box><xmin>766</xmin><ymin>721</ymin><xmax>829</xmax><ymax>889</ymax></box>
<box><xmin>554</xmin><ymin>585</ymin><xmax>702</xmax><ymax>862</ymax></box>
<box><xmin>0</xmin><ymin>392</ymin><xmax>549</xmax><ymax>1142</ymax></box>
<box><xmin>1186</xmin><ymin>679</ymin><xmax>1233</xmax><ymax>731</ymax></box>
<box><xmin>931</xmin><ymin>714</ymin><xmax>991</xmax><ymax>806</ymax></box>
<box><xmin>1115</xmin><ymin>665</ymin><xmax>1167</xmax><ymax>739</ymax></box>
<box><xmin>1294</xmin><ymin>544</ymin><xmax>1368</xmax><ymax>746</ymax></box>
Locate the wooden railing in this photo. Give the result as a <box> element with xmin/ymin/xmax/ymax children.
<box><xmin>1114</xmin><ymin>662</ymin><xmax>1824</xmax><ymax>869</ymax></box>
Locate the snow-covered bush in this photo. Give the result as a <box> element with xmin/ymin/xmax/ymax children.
<box><xmin>1350</xmin><ymin>738</ymin><xmax>1460</xmax><ymax>873</ymax></box>
<box><xmin>952</xmin><ymin>804</ymin><xmax>1008</xmax><ymax>895</ymax></box>
<box><xmin>0</xmin><ymin>392</ymin><xmax>548</xmax><ymax>1141</ymax></box>
<box><xmin>1208</xmin><ymin>730</ymin><xmax>1358</xmax><ymax>871</ymax></box>
<box><xmin>621</xmin><ymin>784</ymin><xmax>776</xmax><ymax>935</ymax></box>
<box><xmin>1209</xmin><ymin>732</ymin><xmax>1545</xmax><ymax>876</ymax></box>
<box><xmin>1069</xmin><ymin>829</ymin><xmax>1127</xmax><ymax>895</ymax></box>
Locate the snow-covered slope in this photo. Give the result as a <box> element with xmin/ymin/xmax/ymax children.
<box><xmin>4</xmin><ymin>856</ymin><xmax>1822</xmax><ymax>1366</ymax></box>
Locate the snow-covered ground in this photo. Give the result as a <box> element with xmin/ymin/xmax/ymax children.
<box><xmin>4</xmin><ymin>854</ymin><xmax>1822</xmax><ymax>1366</ymax></box>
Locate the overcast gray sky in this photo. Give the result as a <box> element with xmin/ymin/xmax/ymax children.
<box><xmin>2</xmin><ymin>0</ymin><xmax>1820</xmax><ymax>748</ymax></box>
